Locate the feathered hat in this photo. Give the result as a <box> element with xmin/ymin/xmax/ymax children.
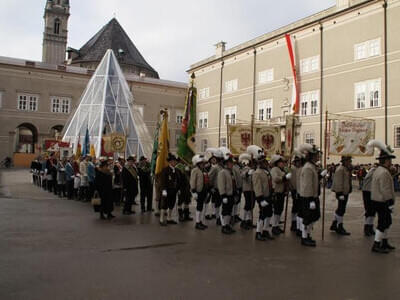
<box><xmin>367</xmin><ymin>140</ymin><xmax>396</xmax><ymax>160</ymax></box>
<box><xmin>270</xmin><ymin>154</ymin><xmax>284</xmax><ymax>166</ymax></box>
<box><xmin>298</xmin><ymin>143</ymin><xmax>321</xmax><ymax>156</ymax></box>
<box><xmin>238</xmin><ymin>153</ymin><xmax>252</xmax><ymax>165</ymax></box>
<box><xmin>219</xmin><ymin>147</ymin><xmax>233</xmax><ymax>162</ymax></box>
<box><xmin>192</xmin><ymin>154</ymin><xmax>206</xmax><ymax>166</ymax></box>
<box><xmin>205</xmin><ymin>148</ymin><xmax>223</xmax><ymax>160</ymax></box>
<box><xmin>292</xmin><ymin>149</ymin><xmax>304</xmax><ymax>162</ymax></box>
<box><xmin>246</xmin><ymin>145</ymin><xmax>266</xmax><ymax>162</ymax></box>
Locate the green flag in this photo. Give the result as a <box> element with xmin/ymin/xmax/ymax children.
<box><xmin>178</xmin><ymin>78</ymin><xmax>196</xmax><ymax>164</ymax></box>
<box><xmin>150</xmin><ymin>119</ymin><xmax>161</xmax><ymax>175</ymax></box>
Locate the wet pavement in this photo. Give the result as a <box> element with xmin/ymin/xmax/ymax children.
<box><xmin>0</xmin><ymin>169</ymin><xmax>399</xmax><ymax>300</ymax></box>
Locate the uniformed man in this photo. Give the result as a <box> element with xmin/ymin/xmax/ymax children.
<box><xmin>190</xmin><ymin>154</ymin><xmax>208</xmax><ymax>230</ymax></box>
<box><xmin>368</xmin><ymin>140</ymin><xmax>396</xmax><ymax>254</ymax></box>
<box><xmin>289</xmin><ymin>150</ymin><xmax>304</xmax><ymax>234</ymax></box>
<box><xmin>176</xmin><ymin>159</ymin><xmax>193</xmax><ymax>222</ymax></box>
<box><xmin>239</xmin><ymin>153</ymin><xmax>255</xmax><ymax>230</ymax></box>
<box><xmin>206</xmin><ymin>148</ymin><xmax>224</xmax><ymax>225</ymax></box>
<box><xmin>232</xmin><ymin>157</ymin><xmax>243</xmax><ymax>223</ymax></box>
<box><xmin>121</xmin><ymin>156</ymin><xmax>139</xmax><ymax>215</ymax></box>
<box><xmin>248</xmin><ymin>145</ymin><xmax>274</xmax><ymax>241</ymax></box>
<box><xmin>361</xmin><ymin>164</ymin><xmax>377</xmax><ymax>236</ymax></box>
<box><xmin>217</xmin><ymin>148</ymin><xmax>236</xmax><ymax>234</ymax></box>
<box><xmin>330</xmin><ymin>156</ymin><xmax>353</xmax><ymax>236</ymax></box>
<box><xmin>270</xmin><ymin>154</ymin><xmax>289</xmax><ymax>235</ymax></box>
<box><xmin>298</xmin><ymin>144</ymin><xmax>323</xmax><ymax>247</ymax></box>
<box><xmin>159</xmin><ymin>153</ymin><xmax>180</xmax><ymax>226</ymax></box>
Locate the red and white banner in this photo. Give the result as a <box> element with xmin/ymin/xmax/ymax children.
<box><xmin>285</xmin><ymin>34</ymin><xmax>299</xmax><ymax>115</ymax></box>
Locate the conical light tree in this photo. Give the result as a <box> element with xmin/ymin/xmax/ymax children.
<box><xmin>62</xmin><ymin>49</ymin><xmax>152</xmax><ymax>158</ymax></box>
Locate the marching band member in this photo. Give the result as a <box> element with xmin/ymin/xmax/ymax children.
<box><xmin>217</xmin><ymin>148</ymin><xmax>236</xmax><ymax>234</ymax></box>
<box><xmin>270</xmin><ymin>154</ymin><xmax>289</xmax><ymax>235</ymax></box>
<box><xmin>361</xmin><ymin>163</ymin><xmax>377</xmax><ymax>236</ymax></box>
<box><xmin>249</xmin><ymin>145</ymin><xmax>274</xmax><ymax>241</ymax></box>
<box><xmin>298</xmin><ymin>144</ymin><xmax>322</xmax><ymax>247</ymax></box>
<box><xmin>239</xmin><ymin>153</ymin><xmax>255</xmax><ymax>230</ymax></box>
<box><xmin>368</xmin><ymin>140</ymin><xmax>396</xmax><ymax>254</ymax></box>
<box><xmin>206</xmin><ymin>148</ymin><xmax>224</xmax><ymax>225</ymax></box>
<box><xmin>190</xmin><ymin>154</ymin><xmax>208</xmax><ymax>230</ymax></box>
<box><xmin>330</xmin><ymin>156</ymin><xmax>353</xmax><ymax>236</ymax></box>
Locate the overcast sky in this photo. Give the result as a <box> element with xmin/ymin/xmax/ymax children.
<box><xmin>0</xmin><ymin>0</ymin><xmax>335</xmax><ymax>82</ymax></box>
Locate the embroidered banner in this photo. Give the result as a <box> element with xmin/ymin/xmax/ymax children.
<box><xmin>229</xmin><ymin>125</ymin><xmax>252</xmax><ymax>155</ymax></box>
<box><xmin>254</xmin><ymin>126</ymin><xmax>281</xmax><ymax>158</ymax></box>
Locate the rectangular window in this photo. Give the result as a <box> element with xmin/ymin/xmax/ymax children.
<box><xmin>201</xmin><ymin>139</ymin><xmax>208</xmax><ymax>152</ymax></box>
<box><xmin>175</xmin><ymin>130</ymin><xmax>181</xmax><ymax>147</ymax></box>
<box><xmin>257</xmin><ymin>99</ymin><xmax>273</xmax><ymax>120</ymax></box>
<box><xmin>198</xmin><ymin>112</ymin><xmax>208</xmax><ymax>129</ymax></box>
<box><xmin>176</xmin><ymin>110</ymin><xmax>184</xmax><ymax>124</ymax></box>
<box><xmin>199</xmin><ymin>87</ymin><xmax>210</xmax><ymax>100</ymax></box>
<box><xmin>17</xmin><ymin>93</ymin><xmax>38</xmax><ymax>111</ymax></box>
<box><xmin>0</xmin><ymin>91</ymin><xmax>3</xmax><ymax>109</ymax></box>
<box><xmin>304</xmin><ymin>132</ymin><xmax>315</xmax><ymax>145</ymax></box>
<box><xmin>354</xmin><ymin>38</ymin><xmax>381</xmax><ymax>60</ymax></box>
<box><xmin>224</xmin><ymin>106</ymin><xmax>237</xmax><ymax>124</ymax></box>
<box><xmin>258</xmin><ymin>69</ymin><xmax>274</xmax><ymax>84</ymax></box>
<box><xmin>300</xmin><ymin>90</ymin><xmax>319</xmax><ymax>116</ymax></box>
<box><xmin>300</xmin><ymin>56</ymin><xmax>319</xmax><ymax>74</ymax></box>
<box><xmin>225</xmin><ymin>79</ymin><xmax>238</xmax><ymax>93</ymax></box>
<box><xmin>354</xmin><ymin>79</ymin><xmax>381</xmax><ymax>109</ymax></box>
<box><xmin>51</xmin><ymin>96</ymin><xmax>70</xmax><ymax>113</ymax></box>
<box><xmin>394</xmin><ymin>125</ymin><xmax>400</xmax><ymax>148</ymax></box>
<box><xmin>220</xmin><ymin>137</ymin><xmax>227</xmax><ymax>148</ymax></box>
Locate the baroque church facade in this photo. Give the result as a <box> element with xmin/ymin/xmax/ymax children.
<box><xmin>0</xmin><ymin>0</ymin><xmax>186</xmax><ymax>166</ymax></box>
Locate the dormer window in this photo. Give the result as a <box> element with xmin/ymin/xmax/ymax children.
<box><xmin>54</xmin><ymin>18</ymin><xmax>60</xmax><ymax>34</ymax></box>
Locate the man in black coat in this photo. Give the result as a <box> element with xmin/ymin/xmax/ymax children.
<box><xmin>159</xmin><ymin>154</ymin><xmax>179</xmax><ymax>226</ymax></box>
<box><xmin>122</xmin><ymin>156</ymin><xmax>139</xmax><ymax>215</ymax></box>
<box><xmin>138</xmin><ymin>156</ymin><xmax>153</xmax><ymax>213</ymax></box>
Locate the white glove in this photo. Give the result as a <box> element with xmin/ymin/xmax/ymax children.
<box><xmin>185</xmin><ymin>166</ymin><xmax>190</xmax><ymax>172</ymax></box>
<box><xmin>285</xmin><ymin>173</ymin><xmax>292</xmax><ymax>180</ymax></box>
<box><xmin>388</xmin><ymin>206</ymin><xmax>394</xmax><ymax>213</ymax></box>
<box><xmin>248</xmin><ymin>169</ymin><xmax>255</xmax><ymax>176</ymax></box>
<box><xmin>261</xmin><ymin>200</ymin><xmax>268</xmax><ymax>207</ymax></box>
<box><xmin>310</xmin><ymin>201</ymin><xmax>316</xmax><ymax>210</ymax></box>
<box><xmin>320</xmin><ymin>169</ymin><xmax>328</xmax><ymax>178</ymax></box>
<box><xmin>162</xmin><ymin>190</ymin><xmax>167</xmax><ymax>197</ymax></box>
<box><xmin>338</xmin><ymin>195</ymin><xmax>345</xmax><ymax>201</ymax></box>
<box><xmin>192</xmin><ymin>192</ymin><xmax>198</xmax><ymax>200</ymax></box>
<box><xmin>61</xmin><ymin>168</ymin><xmax>65</xmax><ymax>171</ymax></box>
<box><xmin>222</xmin><ymin>198</ymin><xmax>228</xmax><ymax>204</ymax></box>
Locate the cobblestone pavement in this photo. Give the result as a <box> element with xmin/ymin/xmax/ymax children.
<box><xmin>0</xmin><ymin>169</ymin><xmax>399</xmax><ymax>300</ymax></box>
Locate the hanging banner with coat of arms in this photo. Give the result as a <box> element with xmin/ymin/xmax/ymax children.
<box><xmin>110</xmin><ymin>132</ymin><xmax>127</xmax><ymax>152</ymax></box>
<box><xmin>328</xmin><ymin>119</ymin><xmax>375</xmax><ymax>156</ymax></box>
<box><xmin>229</xmin><ymin>125</ymin><xmax>252</xmax><ymax>155</ymax></box>
<box><xmin>254</xmin><ymin>126</ymin><xmax>281</xmax><ymax>158</ymax></box>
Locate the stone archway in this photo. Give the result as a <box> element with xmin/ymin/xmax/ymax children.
<box><xmin>15</xmin><ymin>123</ymin><xmax>38</xmax><ymax>154</ymax></box>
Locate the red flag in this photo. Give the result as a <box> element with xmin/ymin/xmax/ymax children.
<box><xmin>285</xmin><ymin>34</ymin><xmax>299</xmax><ymax>115</ymax></box>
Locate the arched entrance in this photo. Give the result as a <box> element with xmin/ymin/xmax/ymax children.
<box><xmin>15</xmin><ymin>123</ymin><xmax>38</xmax><ymax>154</ymax></box>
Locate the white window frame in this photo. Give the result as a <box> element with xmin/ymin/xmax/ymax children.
<box><xmin>354</xmin><ymin>79</ymin><xmax>381</xmax><ymax>110</ymax></box>
<box><xmin>300</xmin><ymin>56</ymin><xmax>319</xmax><ymax>74</ymax></box>
<box><xmin>51</xmin><ymin>96</ymin><xmax>71</xmax><ymax>114</ymax></box>
<box><xmin>198</xmin><ymin>111</ymin><xmax>208</xmax><ymax>129</ymax></box>
<box><xmin>300</xmin><ymin>90</ymin><xmax>319</xmax><ymax>116</ymax></box>
<box><xmin>354</xmin><ymin>38</ymin><xmax>381</xmax><ymax>60</ymax></box>
<box><xmin>257</xmin><ymin>99</ymin><xmax>273</xmax><ymax>120</ymax></box>
<box><xmin>224</xmin><ymin>106</ymin><xmax>237</xmax><ymax>125</ymax></box>
<box><xmin>176</xmin><ymin>110</ymin><xmax>184</xmax><ymax>124</ymax></box>
<box><xmin>17</xmin><ymin>93</ymin><xmax>38</xmax><ymax>111</ymax></box>
<box><xmin>304</xmin><ymin>132</ymin><xmax>315</xmax><ymax>145</ymax></box>
<box><xmin>225</xmin><ymin>79</ymin><xmax>238</xmax><ymax>93</ymax></box>
<box><xmin>201</xmin><ymin>139</ymin><xmax>208</xmax><ymax>152</ymax></box>
<box><xmin>199</xmin><ymin>87</ymin><xmax>210</xmax><ymax>100</ymax></box>
<box><xmin>394</xmin><ymin>125</ymin><xmax>400</xmax><ymax>149</ymax></box>
<box><xmin>258</xmin><ymin>69</ymin><xmax>274</xmax><ymax>84</ymax></box>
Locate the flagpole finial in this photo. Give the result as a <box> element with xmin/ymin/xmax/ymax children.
<box><xmin>191</xmin><ymin>73</ymin><xmax>195</xmax><ymax>80</ymax></box>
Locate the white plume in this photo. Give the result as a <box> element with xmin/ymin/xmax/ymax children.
<box><xmin>219</xmin><ymin>147</ymin><xmax>232</xmax><ymax>160</ymax></box>
<box><xmin>206</xmin><ymin>148</ymin><xmax>223</xmax><ymax>159</ymax></box>
<box><xmin>239</xmin><ymin>153</ymin><xmax>252</xmax><ymax>164</ymax></box>
<box><xmin>246</xmin><ymin>145</ymin><xmax>264</xmax><ymax>160</ymax></box>
<box><xmin>367</xmin><ymin>139</ymin><xmax>394</xmax><ymax>155</ymax></box>
<box><xmin>292</xmin><ymin>149</ymin><xmax>305</xmax><ymax>159</ymax></box>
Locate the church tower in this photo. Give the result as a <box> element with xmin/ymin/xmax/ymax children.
<box><xmin>42</xmin><ymin>0</ymin><xmax>70</xmax><ymax>65</ymax></box>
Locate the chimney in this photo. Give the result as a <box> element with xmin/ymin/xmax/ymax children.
<box><xmin>215</xmin><ymin>41</ymin><xmax>226</xmax><ymax>58</ymax></box>
<box><xmin>336</xmin><ymin>0</ymin><xmax>351</xmax><ymax>9</ymax></box>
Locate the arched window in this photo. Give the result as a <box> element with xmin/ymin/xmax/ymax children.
<box><xmin>54</xmin><ymin>18</ymin><xmax>61</xmax><ymax>35</ymax></box>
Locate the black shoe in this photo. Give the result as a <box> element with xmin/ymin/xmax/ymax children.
<box><xmin>382</xmin><ymin>239</ymin><xmax>396</xmax><ymax>251</ymax></box>
<box><xmin>369</xmin><ymin>226</ymin><xmax>376</xmax><ymax>236</ymax></box>
<box><xmin>371</xmin><ymin>241</ymin><xmax>389</xmax><ymax>254</ymax></box>
<box><xmin>228</xmin><ymin>226</ymin><xmax>236</xmax><ymax>234</ymax></box>
<box><xmin>364</xmin><ymin>224</ymin><xmax>373</xmax><ymax>237</ymax></box>
<box><xmin>205</xmin><ymin>214</ymin><xmax>213</xmax><ymax>220</ymax></box>
<box><xmin>255</xmin><ymin>232</ymin><xmax>266</xmax><ymax>241</ymax></box>
<box><xmin>100</xmin><ymin>213</ymin><xmax>106</xmax><ymax>220</ymax></box>
<box><xmin>107</xmin><ymin>213</ymin><xmax>116</xmax><ymax>219</ymax></box>
<box><xmin>122</xmin><ymin>210</ymin><xmax>132</xmax><ymax>215</ymax></box>
<box><xmin>167</xmin><ymin>220</ymin><xmax>178</xmax><ymax>225</ymax></box>
<box><xmin>272</xmin><ymin>227</ymin><xmax>282</xmax><ymax>236</ymax></box>
<box><xmin>178</xmin><ymin>209</ymin><xmax>184</xmax><ymax>222</ymax></box>
<box><xmin>216</xmin><ymin>218</ymin><xmax>221</xmax><ymax>226</ymax></box>
<box><xmin>240</xmin><ymin>221</ymin><xmax>249</xmax><ymax>230</ymax></box>
<box><xmin>301</xmin><ymin>238</ymin><xmax>316</xmax><ymax>247</ymax></box>
<box><xmin>195</xmin><ymin>223</ymin><xmax>205</xmax><ymax>230</ymax></box>
<box><xmin>307</xmin><ymin>236</ymin><xmax>316</xmax><ymax>246</ymax></box>
<box><xmin>159</xmin><ymin>221</ymin><xmax>167</xmax><ymax>227</ymax></box>
<box><xmin>290</xmin><ymin>221</ymin><xmax>297</xmax><ymax>232</ymax></box>
<box><xmin>262</xmin><ymin>230</ymin><xmax>275</xmax><ymax>240</ymax></box>
<box><xmin>183</xmin><ymin>209</ymin><xmax>193</xmax><ymax>221</ymax></box>
<box><xmin>234</xmin><ymin>215</ymin><xmax>242</xmax><ymax>223</ymax></box>
<box><xmin>200</xmin><ymin>222</ymin><xmax>208</xmax><ymax>229</ymax></box>
<box><xmin>336</xmin><ymin>224</ymin><xmax>351</xmax><ymax>236</ymax></box>
<box><xmin>330</xmin><ymin>220</ymin><xmax>338</xmax><ymax>232</ymax></box>
<box><xmin>221</xmin><ymin>226</ymin><xmax>231</xmax><ymax>235</ymax></box>
<box><xmin>248</xmin><ymin>220</ymin><xmax>256</xmax><ymax>228</ymax></box>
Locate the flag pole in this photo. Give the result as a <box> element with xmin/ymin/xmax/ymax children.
<box><xmin>250</xmin><ymin>114</ymin><xmax>255</xmax><ymax>145</ymax></box>
<box><xmin>226</xmin><ymin>114</ymin><xmax>230</xmax><ymax>148</ymax></box>
<box><xmin>322</xmin><ymin>110</ymin><xmax>329</xmax><ymax>241</ymax></box>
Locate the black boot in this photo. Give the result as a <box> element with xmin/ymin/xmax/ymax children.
<box><xmin>330</xmin><ymin>220</ymin><xmax>337</xmax><ymax>232</ymax></box>
<box><xmin>301</xmin><ymin>238</ymin><xmax>316</xmax><ymax>247</ymax></box>
<box><xmin>216</xmin><ymin>218</ymin><xmax>221</xmax><ymax>226</ymax></box>
<box><xmin>255</xmin><ymin>232</ymin><xmax>266</xmax><ymax>241</ymax></box>
<box><xmin>178</xmin><ymin>209</ymin><xmax>184</xmax><ymax>222</ymax></box>
<box><xmin>336</xmin><ymin>223</ymin><xmax>351</xmax><ymax>236</ymax></box>
<box><xmin>262</xmin><ymin>231</ymin><xmax>275</xmax><ymax>240</ymax></box>
<box><xmin>369</xmin><ymin>225</ymin><xmax>376</xmax><ymax>236</ymax></box>
<box><xmin>290</xmin><ymin>221</ymin><xmax>297</xmax><ymax>232</ymax></box>
<box><xmin>221</xmin><ymin>225</ymin><xmax>231</xmax><ymax>235</ymax></box>
<box><xmin>371</xmin><ymin>241</ymin><xmax>389</xmax><ymax>254</ymax></box>
<box><xmin>272</xmin><ymin>227</ymin><xmax>281</xmax><ymax>236</ymax></box>
<box><xmin>364</xmin><ymin>224</ymin><xmax>372</xmax><ymax>237</ymax></box>
<box><xmin>195</xmin><ymin>222</ymin><xmax>205</xmax><ymax>230</ymax></box>
<box><xmin>382</xmin><ymin>239</ymin><xmax>396</xmax><ymax>251</ymax></box>
<box><xmin>307</xmin><ymin>235</ymin><xmax>316</xmax><ymax>246</ymax></box>
<box><xmin>234</xmin><ymin>215</ymin><xmax>242</xmax><ymax>223</ymax></box>
<box><xmin>240</xmin><ymin>220</ymin><xmax>249</xmax><ymax>230</ymax></box>
<box><xmin>183</xmin><ymin>208</ymin><xmax>193</xmax><ymax>221</ymax></box>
